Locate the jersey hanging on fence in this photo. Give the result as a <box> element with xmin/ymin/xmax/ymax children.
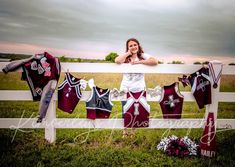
<box><xmin>58</xmin><ymin>73</ymin><xmax>86</xmax><ymax>113</ymax></box>
<box><xmin>2</xmin><ymin>52</ymin><xmax>61</xmax><ymax>122</ymax></box>
<box><xmin>123</xmin><ymin>90</ymin><xmax>150</xmax><ymax>128</ymax></box>
<box><xmin>188</xmin><ymin>67</ymin><xmax>211</xmax><ymax>109</ymax></box>
<box><xmin>159</xmin><ymin>82</ymin><xmax>184</xmax><ymax>119</ymax></box>
<box><xmin>86</xmin><ymin>86</ymin><xmax>113</xmax><ymax>119</ymax></box>
<box><xmin>22</xmin><ymin>52</ymin><xmax>61</xmax><ymax>101</ymax></box>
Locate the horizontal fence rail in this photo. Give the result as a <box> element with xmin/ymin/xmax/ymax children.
<box><xmin>1</xmin><ymin>62</ymin><xmax>235</xmax><ymax>74</ymax></box>
<box><xmin>1</xmin><ymin>118</ymin><xmax>234</xmax><ymax>129</ymax></box>
<box><xmin>0</xmin><ymin>62</ymin><xmax>235</xmax><ymax>143</ymax></box>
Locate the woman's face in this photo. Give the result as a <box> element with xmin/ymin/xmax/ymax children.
<box><xmin>128</xmin><ymin>40</ymin><xmax>139</xmax><ymax>54</ymax></box>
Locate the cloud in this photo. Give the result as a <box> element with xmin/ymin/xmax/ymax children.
<box><xmin>0</xmin><ymin>0</ymin><xmax>235</xmax><ymax>61</ymax></box>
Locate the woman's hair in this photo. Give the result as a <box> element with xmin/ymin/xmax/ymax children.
<box><xmin>125</xmin><ymin>38</ymin><xmax>144</xmax><ymax>63</ymax></box>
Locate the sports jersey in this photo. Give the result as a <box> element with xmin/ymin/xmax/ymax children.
<box><xmin>58</xmin><ymin>73</ymin><xmax>86</xmax><ymax>113</ymax></box>
<box><xmin>123</xmin><ymin>91</ymin><xmax>150</xmax><ymax>128</ymax></box>
<box><xmin>86</xmin><ymin>86</ymin><xmax>113</xmax><ymax>119</ymax></box>
<box><xmin>188</xmin><ymin>67</ymin><xmax>211</xmax><ymax>109</ymax></box>
<box><xmin>22</xmin><ymin>52</ymin><xmax>61</xmax><ymax>101</ymax></box>
<box><xmin>2</xmin><ymin>52</ymin><xmax>61</xmax><ymax>121</ymax></box>
<box><xmin>159</xmin><ymin>82</ymin><xmax>184</xmax><ymax>119</ymax></box>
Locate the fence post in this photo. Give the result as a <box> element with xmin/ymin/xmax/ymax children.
<box><xmin>45</xmin><ymin>94</ymin><xmax>56</xmax><ymax>143</ymax></box>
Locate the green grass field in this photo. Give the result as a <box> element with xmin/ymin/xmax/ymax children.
<box><xmin>0</xmin><ymin>73</ymin><xmax>235</xmax><ymax>166</ymax></box>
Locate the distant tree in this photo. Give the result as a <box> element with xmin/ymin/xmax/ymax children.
<box><xmin>168</xmin><ymin>60</ymin><xmax>184</xmax><ymax>64</ymax></box>
<box><xmin>194</xmin><ymin>61</ymin><xmax>201</xmax><ymax>65</ymax></box>
<box><xmin>105</xmin><ymin>52</ymin><xmax>118</xmax><ymax>62</ymax></box>
<box><xmin>76</xmin><ymin>58</ymin><xmax>81</xmax><ymax>62</ymax></box>
<box><xmin>229</xmin><ymin>63</ymin><xmax>235</xmax><ymax>65</ymax></box>
<box><xmin>158</xmin><ymin>61</ymin><xmax>163</xmax><ymax>64</ymax></box>
<box><xmin>69</xmin><ymin>58</ymin><xmax>75</xmax><ymax>62</ymax></box>
<box><xmin>202</xmin><ymin>61</ymin><xmax>209</xmax><ymax>65</ymax></box>
<box><xmin>58</xmin><ymin>56</ymin><xmax>82</xmax><ymax>62</ymax></box>
<box><xmin>59</xmin><ymin>56</ymin><xmax>67</xmax><ymax>62</ymax></box>
<box><xmin>0</xmin><ymin>53</ymin><xmax>31</xmax><ymax>61</ymax></box>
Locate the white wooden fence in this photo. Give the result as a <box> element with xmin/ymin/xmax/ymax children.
<box><xmin>0</xmin><ymin>62</ymin><xmax>235</xmax><ymax>143</ymax></box>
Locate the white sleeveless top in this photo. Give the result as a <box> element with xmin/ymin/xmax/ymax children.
<box><xmin>120</xmin><ymin>53</ymin><xmax>151</xmax><ymax>93</ymax></box>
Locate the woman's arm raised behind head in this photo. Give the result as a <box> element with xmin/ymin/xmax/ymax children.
<box><xmin>115</xmin><ymin>51</ymin><xmax>131</xmax><ymax>64</ymax></box>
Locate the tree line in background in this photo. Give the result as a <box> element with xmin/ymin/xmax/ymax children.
<box><xmin>0</xmin><ymin>52</ymin><xmax>235</xmax><ymax>65</ymax></box>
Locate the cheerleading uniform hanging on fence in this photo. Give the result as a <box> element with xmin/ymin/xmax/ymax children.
<box><xmin>159</xmin><ymin>82</ymin><xmax>184</xmax><ymax>119</ymax></box>
<box><xmin>58</xmin><ymin>72</ymin><xmax>87</xmax><ymax>113</ymax></box>
<box><xmin>189</xmin><ymin>67</ymin><xmax>211</xmax><ymax>109</ymax></box>
<box><xmin>179</xmin><ymin>67</ymin><xmax>211</xmax><ymax>109</ymax></box>
<box><xmin>123</xmin><ymin>90</ymin><xmax>150</xmax><ymax>128</ymax></box>
<box><xmin>86</xmin><ymin>79</ymin><xmax>113</xmax><ymax>119</ymax></box>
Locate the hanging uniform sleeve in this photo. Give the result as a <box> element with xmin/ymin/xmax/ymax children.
<box><xmin>2</xmin><ymin>55</ymin><xmax>35</xmax><ymax>74</ymax></box>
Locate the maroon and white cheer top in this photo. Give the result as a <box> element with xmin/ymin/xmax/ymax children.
<box><xmin>188</xmin><ymin>67</ymin><xmax>211</xmax><ymax>109</ymax></box>
<box><xmin>58</xmin><ymin>73</ymin><xmax>86</xmax><ymax>113</ymax></box>
<box><xmin>159</xmin><ymin>82</ymin><xmax>184</xmax><ymax>119</ymax></box>
<box><xmin>123</xmin><ymin>91</ymin><xmax>150</xmax><ymax>128</ymax></box>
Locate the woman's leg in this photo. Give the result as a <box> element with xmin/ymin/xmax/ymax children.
<box><xmin>122</xmin><ymin>101</ymin><xmax>128</xmax><ymax>137</ymax></box>
<box><xmin>121</xmin><ymin>101</ymin><xmax>126</xmax><ymax>118</ymax></box>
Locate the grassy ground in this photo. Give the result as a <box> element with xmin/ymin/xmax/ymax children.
<box><xmin>0</xmin><ymin>73</ymin><xmax>235</xmax><ymax>166</ymax></box>
<box><xmin>0</xmin><ymin>129</ymin><xmax>234</xmax><ymax>167</ymax></box>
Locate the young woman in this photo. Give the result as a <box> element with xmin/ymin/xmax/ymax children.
<box><xmin>115</xmin><ymin>38</ymin><xmax>157</xmax><ymax>92</ymax></box>
<box><xmin>115</xmin><ymin>38</ymin><xmax>158</xmax><ymax>137</ymax></box>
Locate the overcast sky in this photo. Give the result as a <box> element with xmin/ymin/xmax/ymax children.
<box><xmin>0</xmin><ymin>0</ymin><xmax>235</xmax><ymax>63</ymax></box>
